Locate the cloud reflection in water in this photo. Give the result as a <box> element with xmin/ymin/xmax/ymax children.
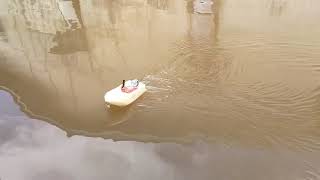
<box><xmin>0</xmin><ymin>90</ymin><xmax>320</xmax><ymax>180</ymax></box>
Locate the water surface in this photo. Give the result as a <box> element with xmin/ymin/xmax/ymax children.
<box><xmin>0</xmin><ymin>0</ymin><xmax>320</xmax><ymax>149</ymax></box>
<box><xmin>1</xmin><ymin>0</ymin><xmax>320</xmax><ymax>179</ymax></box>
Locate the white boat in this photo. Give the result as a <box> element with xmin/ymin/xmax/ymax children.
<box><xmin>104</xmin><ymin>80</ymin><xmax>147</xmax><ymax>107</ymax></box>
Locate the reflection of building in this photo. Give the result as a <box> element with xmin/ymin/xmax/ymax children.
<box><xmin>186</xmin><ymin>0</ymin><xmax>218</xmax><ymax>40</ymax></box>
<box><xmin>147</xmin><ymin>0</ymin><xmax>169</xmax><ymax>10</ymax></box>
<box><xmin>186</xmin><ymin>0</ymin><xmax>214</xmax><ymax>14</ymax></box>
<box><xmin>8</xmin><ymin>0</ymin><xmax>81</xmax><ymax>34</ymax></box>
<box><xmin>269</xmin><ymin>0</ymin><xmax>287</xmax><ymax>16</ymax></box>
<box><xmin>0</xmin><ymin>20</ymin><xmax>6</xmax><ymax>41</ymax></box>
<box><xmin>79</xmin><ymin>0</ymin><xmax>189</xmax><ymax>72</ymax></box>
<box><xmin>50</xmin><ymin>29</ymin><xmax>88</xmax><ymax>54</ymax></box>
<box><xmin>79</xmin><ymin>0</ymin><xmax>120</xmax><ymax>28</ymax></box>
<box><xmin>7</xmin><ymin>0</ymin><xmax>86</xmax><ymax>54</ymax></box>
<box><xmin>193</xmin><ymin>0</ymin><xmax>213</xmax><ymax>14</ymax></box>
<box><xmin>8</xmin><ymin>0</ymin><xmax>67</xmax><ymax>34</ymax></box>
<box><xmin>58</xmin><ymin>0</ymin><xmax>82</xmax><ymax>29</ymax></box>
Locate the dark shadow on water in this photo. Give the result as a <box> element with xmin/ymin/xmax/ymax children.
<box><xmin>50</xmin><ymin>29</ymin><xmax>88</xmax><ymax>54</ymax></box>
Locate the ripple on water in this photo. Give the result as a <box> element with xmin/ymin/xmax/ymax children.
<box><xmin>131</xmin><ymin>33</ymin><xmax>320</xmax><ymax>150</ymax></box>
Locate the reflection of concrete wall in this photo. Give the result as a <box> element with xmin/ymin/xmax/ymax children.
<box><xmin>193</xmin><ymin>0</ymin><xmax>213</xmax><ymax>14</ymax></box>
<box><xmin>79</xmin><ymin>0</ymin><xmax>189</xmax><ymax>74</ymax></box>
<box><xmin>147</xmin><ymin>0</ymin><xmax>169</xmax><ymax>10</ymax></box>
<box><xmin>58</xmin><ymin>0</ymin><xmax>82</xmax><ymax>29</ymax></box>
<box><xmin>0</xmin><ymin>0</ymin><xmax>9</xmax><ymax>16</ymax></box>
<box><xmin>188</xmin><ymin>2</ymin><xmax>216</xmax><ymax>39</ymax></box>
<box><xmin>0</xmin><ymin>20</ymin><xmax>6</xmax><ymax>41</ymax></box>
<box><xmin>8</xmin><ymin>0</ymin><xmax>68</xmax><ymax>34</ymax></box>
<box><xmin>0</xmin><ymin>2</ymin><xmax>92</xmax><ymax>119</ymax></box>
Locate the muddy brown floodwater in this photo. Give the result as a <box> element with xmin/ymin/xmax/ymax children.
<box><xmin>0</xmin><ymin>0</ymin><xmax>320</xmax><ymax>179</ymax></box>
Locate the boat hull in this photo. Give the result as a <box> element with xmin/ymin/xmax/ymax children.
<box><xmin>104</xmin><ymin>83</ymin><xmax>147</xmax><ymax>107</ymax></box>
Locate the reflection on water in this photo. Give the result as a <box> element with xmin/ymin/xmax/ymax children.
<box><xmin>1</xmin><ymin>90</ymin><xmax>320</xmax><ymax>180</ymax></box>
<box><xmin>269</xmin><ymin>0</ymin><xmax>287</xmax><ymax>16</ymax></box>
<box><xmin>0</xmin><ymin>0</ymin><xmax>320</xmax><ymax>150</ymax></box>
<box><xmin>193</xmin><ymin>0</ymin><xmax>213</xmax><ymax>14</ymax></box>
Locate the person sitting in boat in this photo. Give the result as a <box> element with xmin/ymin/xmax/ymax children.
<box><xmin>121</xmin><ymin>79</ymin><xmax>139</xmax><ymax>93</ymax></box>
